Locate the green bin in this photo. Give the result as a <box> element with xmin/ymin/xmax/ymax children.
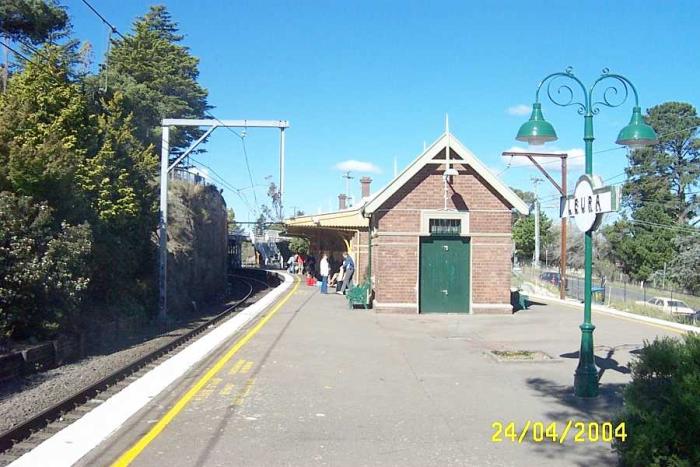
<box><xmin>591</xmin><ymin>286</ymin><xmax>605</xmax><ymax>304</ymax></box>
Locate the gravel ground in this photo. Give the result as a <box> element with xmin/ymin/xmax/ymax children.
<box><xmin>0</xmin><ymin>279</ymin><xmax>272</xmax><ymax>434</ymax></box>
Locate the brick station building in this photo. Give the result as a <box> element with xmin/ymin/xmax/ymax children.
<box><xmin>285</xmin><ymin>131</ymin><xmax>528</xmax><ymax>314</ymax></box>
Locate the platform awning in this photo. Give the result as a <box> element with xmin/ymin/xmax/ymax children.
<box><xmin>285</xmin><ymin>208</ymin><xmax>368</xmax><ymax>230</ymax></box>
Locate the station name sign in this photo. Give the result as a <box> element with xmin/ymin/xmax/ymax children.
<box><xmin>560</xmin><ymin>174</ymin><xmax>620</xmax><ymax>232</ymax></box>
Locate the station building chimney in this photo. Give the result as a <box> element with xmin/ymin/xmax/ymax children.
<box><xmin>360</xmin><ymin>176</ymin><xmax>372</xmax><ymax>198</ymax></box>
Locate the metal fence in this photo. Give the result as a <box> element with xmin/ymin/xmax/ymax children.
<box><xmin>515</xmin><ymin>265</ymin><xmax>699</xmax><ymax>325</ymax></box>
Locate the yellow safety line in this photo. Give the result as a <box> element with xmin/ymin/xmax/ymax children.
<box><xmin>112</xmin><ymin>278</ymin><xmax>300</xmax><ymax>467</ymax></box>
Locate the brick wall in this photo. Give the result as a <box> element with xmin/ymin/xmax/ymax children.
<box><xmin>372</xmin><ymin>152</ymin><xmax>515</xmax><ymax>313</ymax></box>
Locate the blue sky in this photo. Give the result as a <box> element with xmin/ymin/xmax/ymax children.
<box><xmin>64</xmin><ymin>0</ymin><xmax>699</xmax><ymax>224</ymax></box>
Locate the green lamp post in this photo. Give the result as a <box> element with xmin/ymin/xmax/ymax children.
<box><xmin>515</xmin><ymin>67</ymin><xmax>657</xmax><ymax>397</ymax></box>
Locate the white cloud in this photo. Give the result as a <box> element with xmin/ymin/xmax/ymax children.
<box><xmin>501</xmin><ymin>146</ymin><xmax>585</xmax><ymax>171</ymax></box>
<box><xmin>506</xmin><ymin>104</ymin><xmax>532</xmax><ymax>116</ymax></box>
<box><xmin>334</xmin><ymin>159</ymin><xmax>382</xmax><ymax>174</ymax></box>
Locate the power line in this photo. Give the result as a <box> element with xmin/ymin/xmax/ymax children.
<box><xmin>79</xmin><ymin>0</ymin><xmax>126</xmax><ymax>39</ymax></box>
<box><xmin>239</xmin><ymin>134</ymin><xmax>258</xmax><ymax>207</ymax></box>
<box><xmin>501</xmin><ymin>124</ymin><xmax>700</xmax><ymax>172</ymax></box>
<box><xmin>202</xmin><ymin>109</ymin><xmax>260</xmax><ymax>208</ymax></box>
<box><xmin>0</xmin><ymin>40</ymin><xmax>32</xmax><ymax>63</ymax></box>
<box><xmin>188</xmin><ymin>157</ymin><xmax>258</xmax><ymax>216</ymax></box>
<box><xmin>628</xmin><ymin>219</ymin><xmax>700</xmax><ymax>235</ymax></box>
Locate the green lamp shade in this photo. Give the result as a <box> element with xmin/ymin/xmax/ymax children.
<box><xmin>516</xmin><ymin>103</ymin><xmax>558</xmax><ymax>145</ymax></box>
<box><xmin>616</xmin><ymin>106</ymin><xmax>658</xmax><ymax>149</ymax></box>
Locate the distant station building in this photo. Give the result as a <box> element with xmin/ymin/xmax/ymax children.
<box><xmin>285</xmin><ymin>131</ymin><xmax>528</xmax><ymax>313</ymax></box>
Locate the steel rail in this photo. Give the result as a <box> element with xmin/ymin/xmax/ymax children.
<box><xmin>0</xmin><ymin>270</ymin><xmax>279</xmax><ymax>455</ymax></box>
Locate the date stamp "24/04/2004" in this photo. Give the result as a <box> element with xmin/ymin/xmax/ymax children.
<box><xmin>491</xmin><ymin>421</ymin><xmax>627</xmax><ymax>444</ymax></box>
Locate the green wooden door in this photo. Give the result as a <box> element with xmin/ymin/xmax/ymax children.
<box><xmin>419</xmin><ymin>236</ymin><xmax>470</xmax><ymax>313</ymax></box>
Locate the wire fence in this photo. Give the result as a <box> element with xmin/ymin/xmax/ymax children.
<box><xmin>514</xmin><ymin>265</ymin><xmax>699</xmax><ymax>326</ymax></box>
<box><xmin>170</xmin><ymin>167</ymin><xmax>212</xmax><ymax>187</ymax></box>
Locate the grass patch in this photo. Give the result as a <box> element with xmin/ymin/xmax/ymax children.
<box><xmin>490</xmin><ymin>350</ymin><xmax>553</xmax><ymax>361</ymax></box>
<box><xmin>609</xmin><ymin>300</ymin><xmax>698</xmax><ymax>327</ymax></box>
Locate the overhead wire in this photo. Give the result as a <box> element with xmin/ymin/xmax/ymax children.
<box><xmin>202</xmin><ymin>109</ymin><xmax>259</xmax><ymax>208</ymax></box>
<box><xmin>188</xmin><ymin>156</ymin><xmax>258</xmax><ymax>216</ymax></box>
<box><xmin>499</xmin><ymin>124</ymin><xmax>700</xmax><ymax>172</ymax></box>
<box><xmin>0</xmin><ymin>40</ymin><xmax>33</xmax><ymax>63</ymax></box>
<box><xmin>79</xmin><ymin>0</ymin><xmax>126</xmax><ymax>39</ymax></box>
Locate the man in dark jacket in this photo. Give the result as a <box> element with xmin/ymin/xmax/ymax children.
<box><xmin>337</xmin><ymin>252</ymin><xmax>355</xmax><ymax>295</ymax></box>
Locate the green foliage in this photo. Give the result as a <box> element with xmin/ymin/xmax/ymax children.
<box><xmin>512</xmin><ymin>211</ymin><xmax>552</xmax><ymax>261</ymax></box>
<box><xmin>604</xmin><ymin>206</ymin><xmax>677</xmax><ymax>281</ymax></box>
<box><xmin>614</xmin><ymin>334</ymin><xmax>700</xmax><ymax>466</ymax></box>
<box><xmin>667</xmin><ymin>233</ymin><xmax>700</xmax><ymax>294</ymax></box>
<box><xmin>289</xmin><ymin>237</ymin><xmax>310</xmax><ymax>255</ymax></box>
<box><xmin>0</xmin><ymin>45</ymin><xmax>95</xmax><ymax>221</ymax></box>
<box><xmin>0</xmin><ymin>0</ymin><xmax>69</xmax><ymax>43</ymax></box>
<box><xmin>267</xmin><ymin>182</ymin><xmax>283</xmax><ymax>221</ymax></box>
<box><xmin>606</xmin><ymin>102</ymin><xmax>700</xmax><ymax>286</ymax></box>
<box><xmin>624</xmin><ymin>102</ymin><xmax>699</xmax><ymax>223</ymax></box>
<box><xmin>511</xmin><ymin>187</ymin><xmax>536</xmax><ymax>206</ymax></box>
<box><xmin>101</xmin><ymin>5</ymin><xmax>208</xmax><ymax>152</ymax></box>
<box><xmin>76</xmin><ymin>92</ymin><xmax>158</xmax><ymax>303</ymax></box>
<box><xmin>77</xmin><ymin>92</ymin><xmax>156</xmax><ymax>224</ymax></box>
<box><xmin>0</xmin><ymin>4</ymin><xmax>214</xmax><ymax>342</ymax></box>
<box><xmin>0</xmin><ymin>192</ymin><xmax>91</xmax><ymax>339</ymax></box>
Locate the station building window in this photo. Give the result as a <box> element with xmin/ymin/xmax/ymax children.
<box><xmin>429</xmin><ymin>218</ymin><xmax>461</xmax><ymax>236</ymax></box>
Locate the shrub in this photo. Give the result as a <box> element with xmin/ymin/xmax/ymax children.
<box><xmin>0</xmin><ymin>192</ymin><xmax>92</xmax><ymax>340</ymax></box>
<box><xmin>614</xmin><ymin>334</ymin><xmax>700</xmax><ymax>466</ymax></box>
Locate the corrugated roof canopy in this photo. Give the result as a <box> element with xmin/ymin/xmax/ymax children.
<box><xmin>285</xmin><ymin>208</ymin><xmax>368</xmax><ymax>229</ymax></box>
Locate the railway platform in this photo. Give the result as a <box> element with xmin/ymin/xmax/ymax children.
<box><xmin>13</xmin><ymin>274</ymin><xmax>682</xmax><ymax>466</ymax></box>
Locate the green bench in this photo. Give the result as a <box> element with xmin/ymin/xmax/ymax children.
<box><xmin>510</xmin><ymin>287</ymin><xmax>529</xmax><ymax>311</ymax></box>
<box><xmin>346</xmin><ymin>280</ymin><xmax>371</xmax><ymax>309</ymax></box>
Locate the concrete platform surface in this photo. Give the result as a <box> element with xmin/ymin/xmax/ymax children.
<box><xmin>79</xmin><ymin>279</ymin><xmax>681</xmax><ymax>467</ymax></box>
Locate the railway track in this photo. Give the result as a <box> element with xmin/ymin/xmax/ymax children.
<box><xmin>0</xmin><ymin>270</ymin><xmax>280</xmax><ymax>464</ymax></box>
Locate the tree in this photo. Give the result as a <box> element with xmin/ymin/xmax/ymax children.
<box><xmin>605</xmin><ymin>102</ymin><xmax>700</xmax><ymax>282</ymax></box>
<box><xmin>624</xmin><ymin>102</ymin><xmax>700</xmax><ymax>224</ymax></box>
<box><xmin>75</xmin><ymin>92</ymin><xmax>158</xmax><ymax>303</ymax></box>
<box><xmin>289</xmin><ymin>237</ymin><xmax>310</xmax><ymax>255</ymax></box>
<box><xmin>0</xmin><ymin>192</ymin><xmax>91</xmax><ymax>340</ymax></box>
<box><xmin>511</xmin><ymin>187</ymin><xmax>536</xmax><ymax>206</ymax></box>
<box><xmin>101</xmin><ymin>5</ymin><xmax>208</xmax><ymax>153</ymax></box>
<box><xmin>667</xmin><ymin>232</ymin><xmax>700</xmax><ymax>294</ymax></box>
<box><xmin>512</xmin><ymin>212</ymin><xmax>552</xmax><ymax>262</ymax></box>
<box><xmin>0</xmin><ymin>0</ymin><xmax>69</xmax><ymax>43</ymax></box>
<box><xmin>604</xmin><ymin>206</ymin><xmax>677</xmax><ymax>282</ymax></box>
<box><xmin>0</xmin><ymin>44</ymin><xmax>95</xmax><ymax>222</ymax></box>
<box><xmin>510</xmin><ymin>187</ymin><xmax>535</xmax><ymax>224</ymax></box>
<box><xmin>267</xmin><ymin>182</ymin><xmax>283</xmax><ymax>221</ymax></box>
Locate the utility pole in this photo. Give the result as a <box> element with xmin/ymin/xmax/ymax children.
<box><xmin>532</xmin><ymin>177</ymin><xmax>543</xmax><ymax>269</ymax></box>
<box><xmin>502</xmin><ymin>151</ymin><xmax>568</xmax><ymax>299</ymax></box>
<box><xmin>2</xmin><ymin>37</ymin><xmax>8</xmax><ymax>93</ymax></box>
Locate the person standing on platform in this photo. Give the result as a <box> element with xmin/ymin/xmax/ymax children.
<box><xmin>319</xmin><ymin>253</ymin><xmax>330</xmax><ymax>294</ymax></box>
<box><xmin>337</xmin><ymin>252</ymin><xmax>355</xmax><ymax>295</ymax></box>
<box><xmin>287</xmin><ymin>254</ymin><xmax>297</xmax><ymax>273</ymax></box>
<box><xmin>296</xmin><ymin>254</ymin><xmax>304</xmax><ymax>275</ymax></box>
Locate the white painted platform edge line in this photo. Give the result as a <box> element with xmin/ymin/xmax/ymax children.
<box><xmin>9</xmin><ymin>272</ymin><xmax>293</xmax><ymax>467</ymax></box>
<box><xmin>528</xmin><ymin>293</ymin><xmax>698</xmax><ymax>333</ymax></box>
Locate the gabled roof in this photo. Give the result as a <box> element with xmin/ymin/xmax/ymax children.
<box><xmin>363</xmin><ymin>132</ymin><xmax>529</xmax><ymax>215</ymax></box>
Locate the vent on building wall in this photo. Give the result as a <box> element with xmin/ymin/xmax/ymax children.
<box><xmin>429</xmin><ymin>218</ymin><xmax>461</xmax><ymax>236</ymax></box>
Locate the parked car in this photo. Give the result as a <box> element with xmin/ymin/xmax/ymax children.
<box><xmin>635</xmin><ymin>296</ymin><xmax>696</xmax><ymax>315</ymax></box>
<box><xmin>539</xmin><ymin>271</ymin><xmax>567</xmax><ymax>288</ymax></box>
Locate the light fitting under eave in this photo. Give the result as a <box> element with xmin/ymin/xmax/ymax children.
<box><xmin>515</xmin><ymin>103</ymin><xmax>558</xmax><ymax>145</ymax></box>
<box><xmin>615</xmin><ymin>106</ymin><xmax>658</xmax><ymax>150</ymax></box>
